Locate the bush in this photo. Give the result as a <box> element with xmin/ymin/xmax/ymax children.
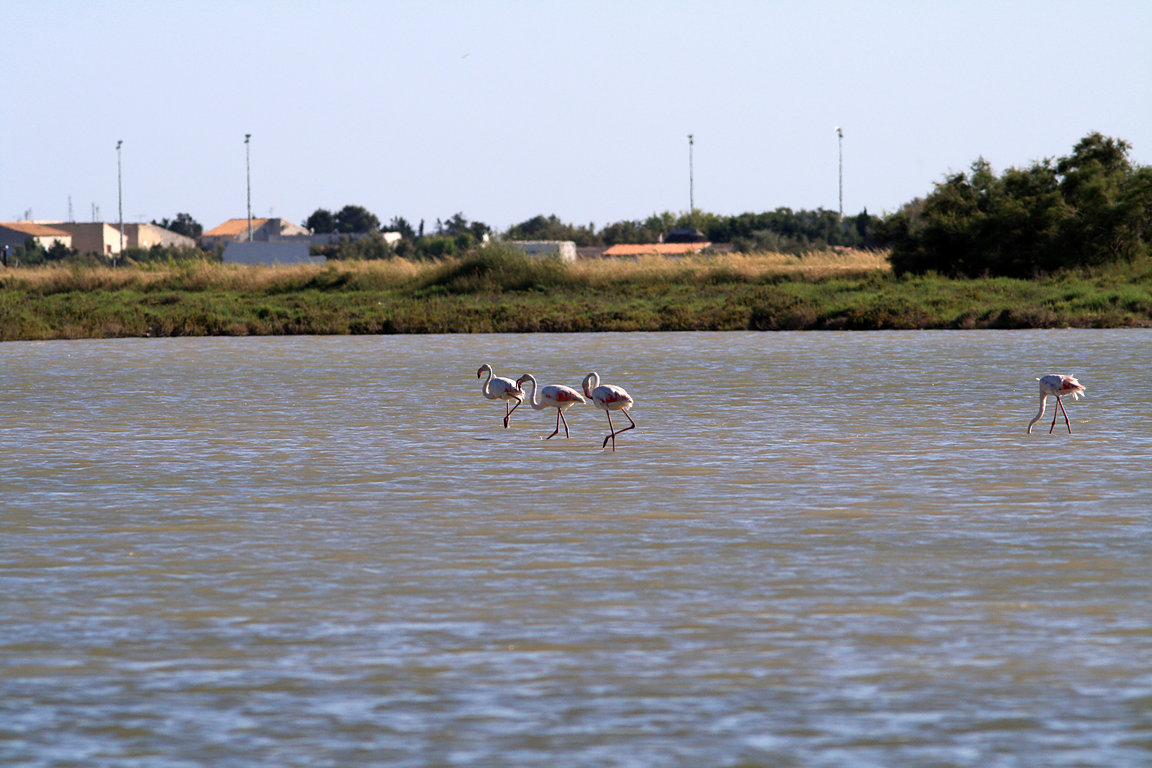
<box><xmin>422</xmin><ymin>244</ymin><xmax>570</xmax><ymax>294</ymax></box>
<box><xmin>885</xmin><ymin>133</ymin><xmax>1152</xmax><ymax>277</ymax></box>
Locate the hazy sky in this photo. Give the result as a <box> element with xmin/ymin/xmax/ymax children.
<box><xmin>4</xmin><ymin>1</ymin><xmax>1150</xmax><ymax>233</ymax></box>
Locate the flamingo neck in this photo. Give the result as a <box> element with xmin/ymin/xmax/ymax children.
<box><xmin>480</xmin><ymin>368</ymin><xmax>496</xmax><ymax>397</ymax></box>
<box><xmin>1027</xmin><ymin>395</ymin><xmax>1048</xmax><ymax>434</ymax></box>
<box><xmin>520</xmin><ymin>375</ymin><xmax>544</xmax><ymax>409</ymax></box>
<box><xmin>582</xmin><ymin>373</ymin><xmax>599</xmax><ymax>398</ymax></box>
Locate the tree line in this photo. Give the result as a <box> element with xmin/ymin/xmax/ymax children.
<box><xmin>286</xmin><ymin>133</ymin><xmax>1152</xmax><ymax>276</ymax></box>
<box><xmin>8</xmin><ymin>132</ymin><xmax>1148</xmax><ymax>276</ymax></box>
<box><xmin>880</xmin><ymin>132</ymin><xmax>1152</xmax><ymax>277</ymax></box>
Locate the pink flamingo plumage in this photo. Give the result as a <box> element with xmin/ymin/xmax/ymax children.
<box><xmin>582</xmin><ymin>372</ymin><xmax>635</xmax><ymax>451</ymax></box>
<box><xmin>477</xmin><ymin>363</ymin><xmax>524</xmax><ymax>428</ymax></box>
<box><xmin>1027</xmin><ymin>374</ymin><xmax>1086</xmax><ymax>434</ymax></box>
<box><xmin>516</xmin><ymin>374</ymin><xmax>586</xmax><ymax>439</ymax></box>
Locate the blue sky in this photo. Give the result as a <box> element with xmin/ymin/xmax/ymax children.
<box><xmin>3</xmin><ymin>0</ymin><xmax>1150</xmax><ymax>233</ymax></box>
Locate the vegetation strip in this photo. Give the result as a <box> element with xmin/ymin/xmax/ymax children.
<box><xmin>3</xmin><ymin>248</ymin><xmax>1150</xmax><ymax>341</ymax></box>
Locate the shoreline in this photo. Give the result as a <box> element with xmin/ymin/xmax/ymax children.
<box><xmin>2</xmin><ymin>252</ymin><xmax>1150</xmax><ymax>341</ymax></box>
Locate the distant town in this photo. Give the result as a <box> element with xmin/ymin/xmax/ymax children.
<box><xmin>0</xmin><ymin>216</ymin><xmax>751</xmax><ymax>267</ymax></box>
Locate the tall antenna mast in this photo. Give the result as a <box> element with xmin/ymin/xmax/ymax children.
<box><xmin>245</xmin><ymin>134</ymin><xmax>253</xmax><ymax>242</ymax></box>
<box><xmin>688</xmin><ymin>134</ymin><xmax>695</xmax><ymax>212</ymax></box>
<box><xmin>835</xmin><ymin>126</ymin><xmax>844</xmax><ymax>219</ymax></box>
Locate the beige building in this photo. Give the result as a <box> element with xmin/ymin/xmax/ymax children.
<box><xmin>201</xmin><ymin>218</ymin><xmax>311</xmax><ymax>249</ymax></box>
<box><xmin>44</xmin><ymin>222</ymin><xmax>125</xmax><ymax>257</ymax></box>
<box><xmin>124</xmin><ymin>223</ymin><xmax>196</xmax><ymax>250</ymax></box>
<box><xmin>0</xmin><ymin>222</ymin><xmax>73</xmax><ymax>252</ymax></box>
<box><xmin>42</xmin><ymin>222</ymin><xmax>195</xmax><ymax>256</ymax></box>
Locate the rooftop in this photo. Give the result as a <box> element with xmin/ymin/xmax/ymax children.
<box><xmin>601</xmin><ymin>242</ymin><xmax>712</xmax><ymax>257</ymax></box>
<box><xmin>203</xmin><ymin>218</ymin><xmax>271</xmax><ymax>236</ymax></box>
<box><xmin>1</xmin><ymin>222</ymin><xmax>72</xmax><ymax>237</ymax></box>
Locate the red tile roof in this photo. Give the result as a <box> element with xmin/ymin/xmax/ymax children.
<box><xmin>203</xmin><ymin>218</ymin><xmax>270</xmax><ymax>236</ymax></box>
<box><xmin>602</xmin><ymin>242</ymin><xmax>712</xmax><ymax>257</ymax></box>
<box><xmin>1</xmin><ymin>222</ymin><xmax>72</xmax><ymax>237</ymax></box>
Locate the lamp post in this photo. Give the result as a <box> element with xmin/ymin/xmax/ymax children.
<box><xmin>245</xmin><ymin>134</ymin><xmax>252</xmax><ymax>242</ymax></box>
<box><xmin>688</xmin><ymin>133</ymin><xmax>695</xmax><ymax>212</ymax></box>
<box><xmin>116</xmin><ymin>140</ymin><xmax>123</xmax><ymax>265</ymax></box>
<box><xmin>835</xmin><ymin>126</ymin><xmax>844</xmax><ymax>220</ymax></box>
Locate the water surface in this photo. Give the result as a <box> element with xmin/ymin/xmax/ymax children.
<box><xmin>2</xmin><ymin>330</ymin><xmax>1150</xmax><ymax>767</ymax></box>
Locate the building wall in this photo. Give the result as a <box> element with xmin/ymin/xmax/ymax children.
<box><xmin>48</xmin><ymin>223</ymin><xmax>125</xmax><ymax>256</ymax></box>
<box><xmin>0</xmin><ymin>224</ymin><xmax>73</xmax><ymax>253</ymax></box>
<box><xmin>201</xmin><ymin>218</ymin><xmax>312</xmax><ymax>249</ymax></box>
<box><xmin>221</xmin><ymin>242</ymin><xmax>323</xmax><ymax>266</ymax></box>
<box><xmin>509</xmin><ymin>240</ymin><xmax>577</xmax><ymax>262</ymax></box>
<box><xmin>125</xmin><ymin>223</ymin><xmax>196</xmax><ymax>250</ymax></box>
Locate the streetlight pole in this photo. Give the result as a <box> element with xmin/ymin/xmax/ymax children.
<box><xmin>835</xmin><ymin>126</ymin><xmax>844</xmax><ymax>220</ymax></box>
<box><xmin>688</xmin><ymin>134</ymin><xmax>695</xmax><ymax>212</ymax></box>
<box><xmin>116</xmin><ymin>140</ymin><xmax>123</xmax><ymax>266</ymax></box>
<box><xmin>245</xmin><ymin>134</ymin><xmax>252</xmax><ymax>242</ymax></box>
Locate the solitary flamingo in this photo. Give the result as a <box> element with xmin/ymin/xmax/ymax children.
<box><xmin>1027</xmin><ymin>374</ymin><xmax>1086</xmax><ymax>434</ymax></box>
<box><xmin>477</xmin><ymin>363</ymin><xmax>524</xmax><ymax>428</ymax></box>
<box><xmin>582</xmin><ymin>372</ymin><xmax>635</xmax><ymax>451</ymax></box>
<box><xmin>515</xmin><ymin>374</ymin><xmax>586</xmax><ymax>439</ymax></box>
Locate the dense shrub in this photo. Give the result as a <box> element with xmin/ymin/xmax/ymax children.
<box><xmin>883</xmin><ymin>133</ymin><xmax>1152</xmax><ymax>277</ymax></box>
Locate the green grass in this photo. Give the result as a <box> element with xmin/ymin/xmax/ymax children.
<box><xmin>2</xmin><ymin>248</ymin><xmax>1151</xmax><ymax>340</ymax></box>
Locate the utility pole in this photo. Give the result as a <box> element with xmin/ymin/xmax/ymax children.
<box><xmin>116</xmin><ymin>140</ymin><xmax>124</xmax><ymax>265</ymax></box>
<box><xmin>245</xmin><ymin>134</ymin><xmax>252</xmax><ymax>242</ymax></box>
<box><xmin>835</xmin><ymin>126</ymin><xmax>844</xmax><ymax>220</ymax></box>
<box><xmin>688</xmin><ymin>134</ymin><xmax>695</xmax><ymax>212</ymax></box>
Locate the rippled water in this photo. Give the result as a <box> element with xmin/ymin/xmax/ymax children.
<box><xmin>2</xmin><ymin>330</ymin><xmax>1151</xmax><ymax>767</ymax></box>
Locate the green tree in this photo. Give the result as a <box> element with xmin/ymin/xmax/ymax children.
<box><xmin>441</xmin><ymin>212</ymin><xmax>471</xmax><ymax>237</ymax></box>
<box><xmin>505</xmin><ymin>214</ymin><xmax>600</xmax><ymax>246</ymax></box>
<box><xmin>153</xmin><ymin>212</ymin><xmax>203</xmax><ymax>238</ymax></box>
<box><xmin>1056</xmin><ymin>133</ymin><xmax>1145</xmax><ymax>265</ymax></box>
<box><xmin>884</xmin><ymin>133</ymin><xmax>1152</xmax><ymax>276</ymax></box>
<box><xmin>306</xmin><ymin>208</ymin><xmax>336</xmax><ymax>233</ymax></box>
<box><xmin>335</xmin><ymin>205</ymin><xmax>380</xmax><ymax>234</ymax></box>
<box><xmin>388</xmin><ymin>216</ymin><xmax>416</xmax><ymax>240</ymax></box>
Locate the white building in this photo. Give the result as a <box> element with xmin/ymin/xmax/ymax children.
<box><xmin>0</xmin><ymin>222</ymin><xmax>72</xmax><ymax>252</ymax></box>
<box><xmin>509</xmin><ymin>240</ymin><xmax>577</xmax><ymax>262</ymax></box>
<box><xmin>221</xmin><ymin>242</ymin><xmax>323</xmax><ymax>266</ymax></box>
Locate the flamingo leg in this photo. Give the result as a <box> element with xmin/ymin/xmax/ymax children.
<box><xmin>600</xmin><ymin>409</ymin><xmax>636</xmax><ymax>451</ymax></box>
<box><xmin>546</xmin><ymin>409</ymin><xmax>562</xmax><ymax>440</ymax></box>
<box><xmin>602</xmin><ymin>411</ymin><xmax>616</xmax><ymax>450</ymax></box>
<box><xmin>1055</xmin><ymin>395</ymin><xmax>1073</xmax><ymax>434</ymax></box>
<box><xmin>504</xmin><ymin>398</ymin><xmax>522</xmax><ymax>428</ymax></box>
<box><xmin>559</xmin><ymin>409</ymin><xmax>571</xmax><ymax>438</ymax></box>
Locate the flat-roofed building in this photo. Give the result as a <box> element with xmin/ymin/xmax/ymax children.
<box><xmin>125</xmin><ymin>223</ymin><xmax>196</xmax><ymax>250</ymax></box>
<box><xmin>201</xmin><ymin>218</ymin><xmax>311</xmax><ymax>249</ymax></box>
<box><xmin>0</xmin><ymin>222</ymin><xmax>73</xmax><ymax>252</ymax></box>
<box><xmin>42</xmin><ymin>222</ymin><xmax>125</xmax><ymax>257</ymax></box>
<box><xmin>509</xmin><ymin>240</ymin><xmax>577</xmax><ymax>262</ymax></box>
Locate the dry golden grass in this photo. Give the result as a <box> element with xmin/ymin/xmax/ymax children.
<box><xmin>572</xmin><ymin>248</ymin><xmax>890</xmax><ymax>283</ymax></box>
<box><xmin>0</xmin><ymin>249</ymin><xmax>889</xmax><ymax>294</ymax></box>
<box><xmin>0</xmin><ymin>258</ymin><xmax>431</xmax><ymax>292</ymax></box>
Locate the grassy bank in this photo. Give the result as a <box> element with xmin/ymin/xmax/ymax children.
<box><xmin>2</xmin><ymin>249</ymin><xmax>1151</xmax><ymax>341</ymax></box>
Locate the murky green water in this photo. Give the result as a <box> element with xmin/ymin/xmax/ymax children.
<box><xmin>2</xmin><ymin>330</ymin><xmax>1150</xmax><ymax>767</ymax></box>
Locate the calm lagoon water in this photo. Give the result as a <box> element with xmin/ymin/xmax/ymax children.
<box><xmin>2</xmin><ymin>330</ymin><xmax>1151</xmax><ymax>767</ymax></box>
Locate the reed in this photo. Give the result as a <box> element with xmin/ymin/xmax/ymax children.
<box><xmin>2</xmin><ymin>249</ymin><xmax>1149</xmax><ymax>340</ymax></box>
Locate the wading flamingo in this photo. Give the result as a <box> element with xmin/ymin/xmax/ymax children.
<box><xmin>582</xmin><ymin>372</ymin><xmax>635</xmax><ymax>451</ymax></box>
<box><xmin>1027</xmin><ymin>374</ymin><xmax>1086</xmax><ymax>434</ymax></box>
<box><xmin>515</xmin><ymin>374</ymin><xmax>586</xmax><ymax>439</ymax></box>
<box><xmin>477</xmin><ymin>364</ymin><xmax>524</xmax><ymax>428</ymax></box>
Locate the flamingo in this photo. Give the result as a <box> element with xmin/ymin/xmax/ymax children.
<box><xmin>582</xmin><ymin>372</ymin><xmax>636</xmax><ymax>451</ymax></box>
<box><xmin>515</xmin><ymin>374</ymin><xmax>586</xmax><ymax>439</ymax></box>
<box><xmin>477</xmin><ymin>363</ymin><xmax>524</xmax><ymax>428</ymax></box>
<box><xmin>1027</xmin><ymin>374</ymin><xmax>1086</xmax><ymax>434</ymax></box>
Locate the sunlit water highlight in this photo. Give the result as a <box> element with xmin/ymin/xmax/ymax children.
<box><xmin>2</xmin><ymin>330</ymin><xmax>1151</xmax><ymax>767</ymax></box>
